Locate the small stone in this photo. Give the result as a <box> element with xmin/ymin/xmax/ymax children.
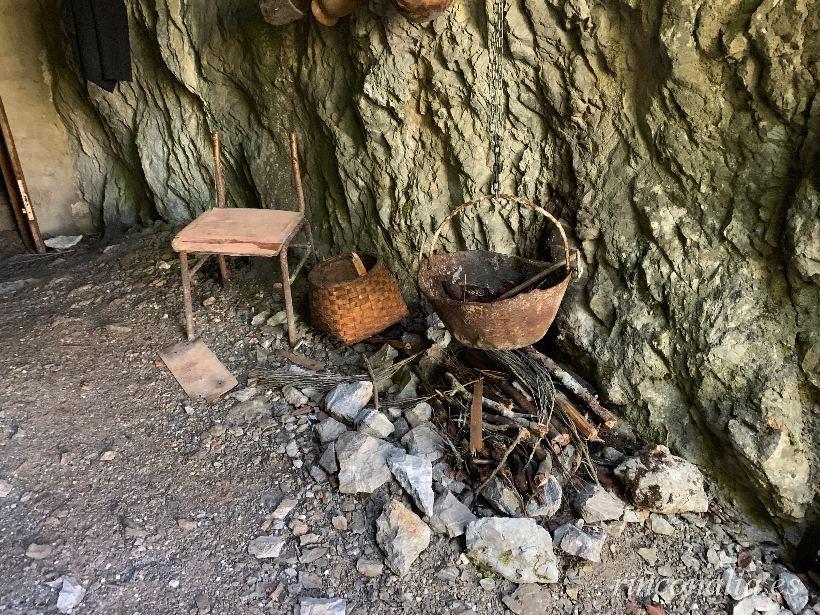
<box><xmin>648</xmin><ymin>514</ymin><xmax>675</xmax><ymax>536</ymax></box>
<box><xmin>614</xmin><ymin>445</ymin><xmax>709</xmax><ymax>514</ymax></box>
<box><xmin>298</xmin><ymin>597</ymin><xmax>346</xmax><ymax>615</ymax></box>
<box><xmin>732</xmin><ymin>594</ymin><xmax>780</xmax><ymax>615</ymax></box>
<box><xmin>227</xmin><ymin>396</ymin><xmax>271</xmax><ymax>424</ymax></box>
<box><xmin>429</xmin><ymin>490</ymin><xmax>477</xmax><ymax>538</ymax></box>
<box><xmin>202</xmin><ymin>296</ymin><xmax>216</xmax><ymax>306</ymax></box>
<box><xmin>335</xmin><ymin>431</ymin><xmax>402</xmax><ymax>494</ymax></box>
<box><xmin>168</xmin><ymin>579</ymin><xmax>180</xmax><ymax>588</ymax></box>
<box><xmin>25</xmin><ymin>543</ymin><xmax>53</xmax><ymax>560</ymax></box>
<box><xmin>375</xmin><ymin>500</ymin><xmax>431</xmax><ymax>576</ymax></box>
<box><xmin>99</xmin><ymin>450</ymin><xmax>117</xmax><ymax>461</ymax></box>
<box><xmin>723</xmin><ymin>568</ymin><xmax>758</xmax><ymax>601</ymax></box>
<box><xmin>285</xmin><ymin>439</ymin><xmax>299</xmax><ymax>458</ymax></box>
<box><xmin>319</xmin><ymin>443</ymin><xmax>338</xmax><ymax>473</ymax></box>
<box><xmin>272</xmin><ymin>498</ymin><xmax>298</xmax><ymax>520</ymax></box>
<box><xmin>392</xmin><ymin>417</ymin><xmax>411</xmax><ymax>439</ymax></box>
<box><xmin>637</xmin><ymin>546</ymin><xmax>658</xmax><ymax>566</ymax></box>
<box><xmin>325</xmin><ymin>381</ymin><xmax>373</xmax><ymax>423</ymax></box>
<box><xmin>56</xmin><ymin>576</ymin><xmax>86</xmax><ymax>614</ymax></box>
<box><xmin>465</xmin><ymin>517</ymin><xmax>559</xmax><ymax>584</ymax></box>
<box><xmin>248</xmin><ymin>535</ymin><xmax>286</xmax><ymax>559</ymax></box>
<box><xmin>290</xmin><ymin>520</ymin><xmax>308</xmax><ymax>536</ymax></box>
<box><xmin>482</xmin><ymin>476</ymin><xmax>524</xmax><ymax>516</ymax></box>
<box><xmin>331</xmin><ymin>515</ymin><xmax>348</xmax><ymax>531</ymax></box>
<box><xmin>309</xmin><ymin>465</ymin><xmax>328</xmax><ymax>483</ymax></box>
<box><xmin>355</xmin><ymin>408</ymin><xmax>394</xmax><ymax>439</ymax></box>
<box><xmin>251</xmin><ymin>310</ymin><xmax>270</xmax><ymax>326</ymax></box>
<box><xmin>283</xmin><ymin>385</ymin><xmax>309</xmax><ymax>407</ymax></box>
<box><xmin>177</xmin><ymin>519</ymin><xmax>197</xmax><ymax>531</ymax></box>
<box><xmin>525</xmin><ymin>475</ymin><xmax>562</xmax><ymax>518</ymax></box>
<box><xmin>681</xmin><ymin>552</ymin><xmax>700</xmax><ymax>569</ymax></box>
<box><xmin>387</xmin><ymin>451</ymin><xmax>435</xmax><ymax>516</ymax></box>
<box><xmin>300</xmin><ymin>533</ymin><xmax>321</xmax><ymax>546</ymax></box>
<box><xmin>401</xmin><ymin>423</ymin><xmax>446</xmax><ymax>462</ymax></box>
<box><xmin>501</xmin><ymin>583</ymin><xmax>552</xmax><ymax>615</ymax></box>
<box><xmin>300</xmin><ymin>572</ymin><xmax>323</xmax><ymax>590</ymax></box>
<box><xmin>356</xmin><ymin>558</ymin><xmax>384</xmax><ymax>577</ymax></box>
<box><xmin>778</xmin><ymin>571</ymin><xmax>809</xmax><ymax>613</ymax></box>
<box><xmin>316</xmin><ymin>418</ymin><xmax>347</xmax><ymax>444</ymax></box>
<box><xmin>0</xmin><ymin>480</ymin><xmax>11</xmax><ymax>497</ymax></box>
<box><xmin>571</xmin><ymin>483</ymin><xmax>624</xmax><ymax>523</ymax></box>
<box><xmin>553</xmin><ymin>522</ymin><xmax>606</xmax><ymax>562</ymax></box>
<box><xmin>300</xmin><ymin>547</ymin><xmax>328</xmax><ymax>563</ymax></box>
<box><xmin>404</xmin><ymin>402</ymin><xmax>433</xmax><ymax>428</ymax></box>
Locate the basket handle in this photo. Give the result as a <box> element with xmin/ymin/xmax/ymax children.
<box><xmin>350</xmin><ymin>252</ymin><xmax>367</xmax><ymax>277</ymax></box>
<box><xmin>422</xmin><ymin>194</ymin><xmax>571</xmax><ymax>270</ymax></box>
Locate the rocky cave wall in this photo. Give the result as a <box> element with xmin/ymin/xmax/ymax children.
<box><xmin>40</xmin><ymin>0</ymin><xmax>818</xmax><ymax>528</ymax></box>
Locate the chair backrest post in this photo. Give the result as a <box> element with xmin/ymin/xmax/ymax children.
<box><xmin>290</xmin><ymin>132</ymin><xmax>306</xmax><ymax>214</ymax></box>
<box><xmin>212</xmin><ymin>131</ymin><xmax>226</xmax><ymax>208</ymax></box>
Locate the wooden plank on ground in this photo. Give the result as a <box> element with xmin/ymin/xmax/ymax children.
<box><xmin>469</xmin><ymin>378</ymin><xmax>484</xmax><ymax>456</ymax></box>
<box><xmin>160</xmin><ymin>339</ymin><xmax>237</xmax><ymax>402</ymax></box>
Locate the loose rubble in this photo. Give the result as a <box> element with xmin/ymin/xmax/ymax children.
<box><xmin>335</xmin><ymin>431</ymin><xmax>401</xmax><ymax>494</ymax></box>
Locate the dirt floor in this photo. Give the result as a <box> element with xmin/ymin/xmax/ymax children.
<box><xmin>0</xmin><ymin>226</ymin><xmax>815</xmax><ymax>615</ymax></box>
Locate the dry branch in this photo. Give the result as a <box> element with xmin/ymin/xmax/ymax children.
<box><xmin>524</xmin><ymin>347</ymin><xmax>616</xmax><ymax>428</ymax></box>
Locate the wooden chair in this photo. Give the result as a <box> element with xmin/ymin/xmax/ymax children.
<box><xmin>172</xmin><ymin>131</ymin><xmax>313</xmax><ymax>345</ymax></box>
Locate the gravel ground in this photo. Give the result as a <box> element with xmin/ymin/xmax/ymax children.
<box><xmin>0</xmin><ymin>226</ymin><xmax>816</xmax><ymax>615</ymax></box>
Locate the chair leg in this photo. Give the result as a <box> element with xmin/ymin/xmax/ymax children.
<box><xmin>217</xmin><ymin>254</ymin><xmax>230</xmax><ymax>286</ymax></box>
<box><xmin>179</xmin><ymin>251</ymin><xmax>195</xmax><ymax>341</ymax></box>
<box><xmin>279</xmin><ymin>246</ymin><xmax>297</xmax><ymax>346</ymax></box>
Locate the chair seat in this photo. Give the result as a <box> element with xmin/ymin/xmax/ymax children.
<box><xmin>172</xmin><ymin>208</ymin><xmax>304</xmax><ymax>257</ymax></box>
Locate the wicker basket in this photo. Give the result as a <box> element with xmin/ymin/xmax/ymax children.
<box><xmin>308</xmin><ymin>253</ymin><xmax>409</xmax><ymax>345</ymax></box>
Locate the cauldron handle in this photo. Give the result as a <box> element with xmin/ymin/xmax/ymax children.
<box><xmin>421</xmin><ymin>194</ymin><xmax>571</xmax><ymax>270</ymax></box>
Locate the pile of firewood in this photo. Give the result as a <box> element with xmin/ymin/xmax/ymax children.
<box><xmin>421</xmin><ymin>345</ymin><xmax>618</xmax><ymax>500</ymax></box>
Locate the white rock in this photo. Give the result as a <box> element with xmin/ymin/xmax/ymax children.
<box><xmin>387</xmin><ymin>451</ymin><xmax>435</xmax><ymax>516</ymax></box>
<box><xmin>404</xmin><ymin>402</ymin><xmax>433</xmax><ymax>428</ymax></box>
<box><xmin>465</xmin><ymin>517</ymin><xmax>559</xmax><ymax>584</ymax></box>
<box><xmin>335</xmin><ymin>431</ymin><xmax>402</xmax><ymax>494</ymax></box>
<box><xmin>376</xmin><ymin>500</ymin><xmax>431</xmax><ymax>576</ymax></box>
<box><xmin>572</xmin><ymin>483</ymin><xmax>624</xmax><ymax>523</ymax></box>
<box><xmin>0</xmin><ymin>479</ymin><xmax>11</xmax><ymax>497</ymax></box>
<box><xmin>248</xmin><ymin>535</ymin><xmax>286</xmax><ymax>559</ymax></box>
<box><xmin>525</xmin><ymin>475</ymin><xmax>562</xmax><ymax>518</ymax></box>
<box><xmin>429</xmin><ymin>490</ymin><xmax>477</xmax><ymax>537</ymax></box>
<box><xmin>285</xmin><ymin>439</ymin><xmax>299</xmax><ymax>458</ymax></box>
<box><xmin>778</xmin><ymin>571</ymin><xmax>809</xmax><ymax>613</ymax></box>
<box><xmin>732</xmin><ymin>594</ymin><xmax>780</xmax><ymax>615</ymax></box>
<box><xmin>553</xmin><ymin>521</ymin><xmax>606</xmax><ymax>563</ymax></box>
<box><xmin>401</xmin><ymin>423</ymin><xmax>446</xmax><ymax>462</ymax></box>
<box><xmin>45</xmin><ymin>235</ymin><xmax>83</xmax><ymax>250</ymax></box>
<box><xmin>282</xmin><ymin>385</ymin><xmax>308</xmax><ymax>407</ymax></box>
<box><xmin>325</xmin><ymin>381</ymin><xmax>373</xmax><ymax>423</ymax></box>
<box><xmin>355</xmin><ymin>408</ymin><xmax>395</xmax><ymax>439</ymax></box>
<box><xmin>648</xmin><ymin>513</ymin><xmax>675</xmax><ymax>535</ymax></box>
<box><xmin>56</xmin><ymin>576</ymin><xmax>86</xmax><ymax>614</ymax></box>
<box><xmin>614</xmin><ymin>445</ymin><xmax>709</xmax><ymax>513</ymax></box>
<box><xmin>316</xmin><ymin>417</ymin><xmax>347</xmax><ymax>443</ymax></box>
<box><xmin>272</xmin><ymin>498</ymin><xmax>298</xmax><ymax>520</ymax></box>
<box><xmin>724</xmin><ymin>568</ymin><xmax>759</xmax><ymax>601</ymax></box>
<box><xmin>299</xmin><ymin>597</ymin><xmax>347</xmax><ymax>615</ymax></box>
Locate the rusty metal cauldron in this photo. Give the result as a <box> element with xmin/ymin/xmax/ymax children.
<box><xmin>418</xmin><ymin>194</ymin><xmax>573</xmax><ymax>350</ymax></box>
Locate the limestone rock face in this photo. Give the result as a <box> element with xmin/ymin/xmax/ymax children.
<box><xmin>39</xmin><ymin>0</ymin><xmax>818</xmax><ymax>523</ymax></box>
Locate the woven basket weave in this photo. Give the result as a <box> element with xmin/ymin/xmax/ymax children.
<box><xmin>308</xmin><ymin>253</ymin><xmax>409</xmax><ymax>345</ymax></box>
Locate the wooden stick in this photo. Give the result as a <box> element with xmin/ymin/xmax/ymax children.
<box><xmin>554</xmin><ymin>391</ymin><xmax>601</xmax><ymax>441</ymax></box>
<box><xmin>474</xmin><ymin>428</ymin><xmax>529</xmax><ymax>498</ymax></box>
<box><xmin>524</xmin><ymin>348</ymin><xmax>617</xmax><ymax>428</ymax></box>
<box><xmin>496</xmin><ymin>379</ymin><xmax>570</xmax><ymax>446</ymax></box>
<box><xmin>212</xmin><ymin>132</ymin><xmax>226</xmax><ymax>208</ymax></box>
<box><xmin>495</xmin><ymin>252</ymin><xmax>577</xmax><ymax>301</ymax></box>
<box><xmin>289</xmin><ymin>132</ymin><xmax>306</xmax><ymax>214</ymax></box>
<box><xmin>469</xmin><ymin>379</ymin><xmax>484</xmax><ymax>456</ymax></box>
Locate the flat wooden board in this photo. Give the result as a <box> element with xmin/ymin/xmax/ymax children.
<box><xmin>160</xmin><ymin>339</ymin><xmax>237</xmax><ymax>402</ymax></box>
<box><xmin>172</xmin><ymin>208</ymin><xmax>303</xmax><ymax>256</ymax></box>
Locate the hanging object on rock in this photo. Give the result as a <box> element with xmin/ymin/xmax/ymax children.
<box><xmin>393</xmin><ymin>0</ymin><xmax>453</xmax><ymax>22</ymax></box>
<box><xmin>310</xmin><ymin>0</ymin><xmax>363</xmax><ymax>25</ymax></box>
<box><xmin>259</xmin><ymin>0</ymin><xmax>308</xmax><ymax>25</ymax></box>
<box><xmin>309</xmin><ymin>252</ymin><xmax>409</xmax><ymax>345</ymax></box>
<box><xmin>418</xmin><ymin>195</ymin><xmax>573</xmax><ymax>350</ymax></box>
